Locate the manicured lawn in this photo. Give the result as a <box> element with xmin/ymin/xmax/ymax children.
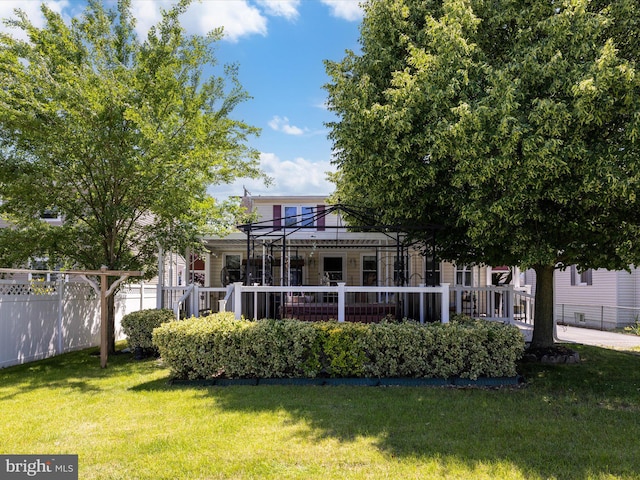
<box><xmin>1</xmin><ymin>344</ymin><xmax>639</xmax><ymax>479</ymax></box>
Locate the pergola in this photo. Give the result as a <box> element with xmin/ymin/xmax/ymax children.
<box><xmin>236</xmin><ymin>204</ymin><xmax>442</xmax><ymax>287</ymax></box>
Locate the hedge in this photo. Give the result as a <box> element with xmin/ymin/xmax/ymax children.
<box><xmin>153</xmin><ymin>314</ymin><xmax>525</xmax><ymax>380</ymax></box>
<box><xmin>121</xmin><ymin>308</ymin><xmax>175</xmax><ymax>355</ymax></box>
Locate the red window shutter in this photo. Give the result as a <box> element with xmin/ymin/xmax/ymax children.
<box><xmin>273</xmin><ymin>205</ymin><xmax>281</xmax><ymax>230</ymax></box>
<box><xmin>316</xmin><ymin>204</ymin><xmax>325</xmax><ymax>231</ymax></box>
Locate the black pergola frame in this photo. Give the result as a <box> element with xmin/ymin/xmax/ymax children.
<box><xmin>237</xmin><ymin>204</ymin><xmax>442</xmax><ymax>287</ymax></box>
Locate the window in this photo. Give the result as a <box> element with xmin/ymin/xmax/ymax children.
<box><xmin>28</xmin><ymin>258</ymin><xmax>61</xmax><ymax>282</ymax></box>
<box><xmin>455</xmin><ymin>265</ymin><xmax>472</xmax><ymax>287</ymax></box>
<box><xmin>289</xmin><ymin>257</ymin><xmax>303</xmax><ymax>286</ymax></box>
<box><xmin>283</xmin><ymin>206</ymin><xmax>316</xmax><ymax>227</ymax></box>
<box><xmin>224</xmin><ymin>255</ymin><xmax>242</xmax><ymax>284</ymax></box>
<box><xmin>393</xmin><ymin>256</ymin><xmax>408</xmax><ymax>286</ymax></box>
<box><xmin>323</xmin><ymin>257</ymin><xmax>343</xmax><ymax>284</ymax></box>
<box><xmin>284</xmin><ymin>206</ymin><xmax>298</xmax><ymax>226</ymax></box>
<box><xmin>40</xmin><ymin>209</ymin><xmax>59</xmax><ymax>219</ymax></box>
<box><xmin>570</xmin><ymin>266</ymin><xmax>592</xmax><ymax>286</ymax></box>
<box><xmin>362</xmin><ymin>255</ymin><xmax>377</xmax><ymax>286</ymax></box>
<box><xmin>425</xmin><ymin>255</ymin><xmax>441</xmax><ymax>286</ymax></box>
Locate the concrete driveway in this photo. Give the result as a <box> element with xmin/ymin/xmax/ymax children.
<box><xmin>515</xmin><ymin>322</ymin><xmax>640</xmax><ymax>349</ymax></box>
<box><xmin>555</xmin><ymin>325</ymin><xmax>640</xmax><ymax>349</ymax></box>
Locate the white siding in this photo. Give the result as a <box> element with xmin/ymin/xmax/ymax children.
<box><xmin>555</xmin><ymin>268</ymin><xmax>619</xmax><ymax>329</ymax></box>
<box><xmin>616</xmin><ymin>269</ymin><xmax>640</xmax><ymax>325</ymax></box>
<box><xmin>616</xmin><ymin>270</ymin><xmax>635</xmax><ymax>308</ymax></box>
<box><xmin>523</xmin><ymin>269</ymin><xmax>537</xmax><ymax>297</ymax></box>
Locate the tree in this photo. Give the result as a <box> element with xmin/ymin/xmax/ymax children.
<box><xmin>325</xmin><ymin>0</ymin><xmax>640</xmax><ymax>348</ymax></box>
<box><xmin>0</xmin><ymin>0</ymin><xmax>264</xmax><ymax>352</ymax></box>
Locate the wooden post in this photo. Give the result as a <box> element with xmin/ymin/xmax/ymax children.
<box><xmin>96</xmin><ymin>267</ymin><xmax>144</xmax><ymax>368</ymax></box>
<box><xmin>100</xmin><ymin>267</ymin><xmax>109</xmax><ymax>368</ymax></box>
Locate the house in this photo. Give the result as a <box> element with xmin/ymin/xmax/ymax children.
<box><xmin>554</xmin><ymin>267</ymin><xmax>639</xmax><ymax>330</ymax></box>
<box><xmin>0</xmin><ymin>207</ymin><xmax>65</xmax><ymax>281</ymax></box>
<box><xmin>182</xmin><ymin>193</ymin><xmax>531</xmax><ymax>323</ymax></box>
<box><xmin>196</xmin><ymin>194</ymin><xmax>494</xmax><ymax>288</ymax></box>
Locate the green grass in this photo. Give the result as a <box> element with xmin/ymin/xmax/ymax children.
<box><xmin>1</xmin><ymin>345</ymin><xmax>639</xmax><ymax>479</ymax></box>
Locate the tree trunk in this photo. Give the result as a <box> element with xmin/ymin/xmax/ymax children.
<box><xmin>531</xmin><ymin>264</ymin><xmax>555</xmax><ymax>349</ymax></box>
<box><xmin>107</xmin><ymin>290</ymin><xmax>116</xmax><ymax>354</ymax></box>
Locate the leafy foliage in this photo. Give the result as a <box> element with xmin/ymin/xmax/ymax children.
<box><xmin>0</xmin><ymin>0</ymin><xmax>264</xmax><ymax>352</ymax></box>
<box><xmin>152</xmin><ymin>315</ymin><xmax>525</xmax><ymax>380</ymax></box>
<box><xmin>121</xmin><ymin>308</ymin><xmax>175</xmax><ymax>353</ymax></box>
<box><xmin>0</xmin><ymin>0</ymin><xmax>263</xmax><ymax>274</ymax></box>
<box><xmin>325</xmin><ymin>0</ymin><xmax>640</xmax><ymax>348</ymax></box>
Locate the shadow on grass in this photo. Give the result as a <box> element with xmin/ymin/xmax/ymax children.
<box><xmin>4</xmin><ymin>344</ymin><xmax>640</xmax><ymax>479</ymax></box>
<box><xmin>140</xmin><ymin>344</ymin><xmax>640</xmax><ymax>480</ymax></box>
<box><xmin>0</xmin><ymin>346</ymin><xmax>153</xmax><ymax>399</ymax></box>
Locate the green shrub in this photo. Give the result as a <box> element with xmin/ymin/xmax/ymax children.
<box><xmin>121</xmin><ymin>308</ymin><xmax>175</xmax><ymax>355</ymax></box>
<box><xmin>153</xmin><ymin>314</ymin><xmax>525</xmax><ymax>380</ymax></box>
<box><xmin>153</xmin><ymin>314</ymin><xmax>322</xmax><ymax>380</ymax></box>
<box><xmin>315</xmin><ymin>322</ymin><xmax>368</xmax><ymax>377</ymax></box>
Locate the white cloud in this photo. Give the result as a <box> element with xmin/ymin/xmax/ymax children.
<box><xmin>268</xmin><ymin>116</ymin><xmax>306</xmax><ymax>136</ymax></box>
<box><xmin>0</xmin><ymin>1</ymin><xmax>72</xmax><ymax>40</ymax></box>
<box><xmin>257</xmin><ymin>0</ymin><xmax>300</xmax><ymax>21</ymax></box>
<box><xmin>0</xmin><ymin>1</ymin><xmax>270</xmax><ymax>43</ymax></box>
<box><xmin>182</xmin><ymin>1</ymin><xmax>268</xmax><ymax>42</ymax></box>
<box><xmin>128</xmin><ymin>0</ymin><xmax>267</xmax><ymax>43</ymax></box>
<box><xmin>210</xmin><ymin>152</ymin><xmax>336</xmax><ymax>199</ymax></box>
<box><xmin>320</xmin><ymin>0</ymin><xmax>363</xmax><ymax>21</ymax></box>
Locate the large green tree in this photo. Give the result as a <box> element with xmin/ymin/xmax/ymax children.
<box><xmin>326</xmin><ymin>0</ymin><xmax>640</xmax><ymax>348</ymax></box>
<box><xmin>0</xmin><ymin>0</ymin><xmax>263</xmax><ymax>351</ymax></box>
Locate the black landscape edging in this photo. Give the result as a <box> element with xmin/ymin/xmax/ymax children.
<box><xmin>170</xmin><ymin>376</ymin><xmax>522</xmax><ymax>387</ymax></box>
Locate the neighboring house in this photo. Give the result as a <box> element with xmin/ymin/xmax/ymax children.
<box><xmin>0</xmin><ymin>207</ymin><xmax>64</xmax><ymax>281</ymax></box>
<box><xmin>0</xmin><ymin>204</ymin><xmax>185</xmax><ymax>287</ymax></box>
<box><xmin>555</xmin><ymin>267</ymin><xmax>639</xmax><ymax>330</ymax></box>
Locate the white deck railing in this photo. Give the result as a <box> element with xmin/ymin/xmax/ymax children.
<box><xmin>162</xmin><ymin>283</ymin><xmax>535</xmax><ymax>325</ymax></box>
<box><xmin>450</xmin><ymin>285</ymin><xmax>535</xmax><ymax>324</ymax></box>
<box><xmin>232</xmin><ymin>283</ymin><xmax>451</xmax><ymax>324</ymax></box>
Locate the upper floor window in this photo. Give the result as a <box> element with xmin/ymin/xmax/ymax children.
<box><xmin>284</xmin><ymin>206</ymin><xmax>316</xmax><ymax>227</ymax></box>
<box><xmin>274</xmin><ymin>204</ymin><xmax>325</xmax><ymax>231</ymax></box>
<box><xmin>570</xmin><ymin>266</ymin><xmax>592</xmax><ymax>286</ymax></box>
<box><xmin>284</xmin><ymin>206</ymin><xmax>315</xmax><ymax>227</ymax></box>
<box><xmin>40</xmin><ymin>209</ymin><xmax>59</xmax><ymax>219</ymax></box>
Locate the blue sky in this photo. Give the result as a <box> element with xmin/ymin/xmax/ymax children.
<box><xmin>0</xmin><ymin>0</ymin><xmax>363</xmax><ymax>200</ymax></box>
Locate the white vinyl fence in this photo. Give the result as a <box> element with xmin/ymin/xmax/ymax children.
<box><xmin>0</xmin><ymin>280</ymin><xmax>157</xmax><ymax>368</ymax></box>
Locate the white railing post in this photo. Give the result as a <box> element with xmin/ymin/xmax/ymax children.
<box><xmin>218</xmin><ymin>299</ymin><xmax>226</xmax><ymax>313</ymax></box>
<box><xmin>488</xmin><ymin>287</ymin><xmax>495</xmax><ymax>318</ymax></box>
<box><xmin>337</xmin><ymin>282</ymin><xmax>346</xmax><ymax>322</ymax></box>
<box><xmin>441</xmin><ymin>283</ymin><xmax>450</xmax><ymax>323</ymax></box>
<box><xmin>419</xmin><ymin>283</ymin><xmax>425</xmax><ymax>324</ymax></box>
<box><xmin>234</xmin><ymin>282</ymin><xmax>243</xmax><ymax>320</ymax></box>
<box><xmin>253</xmin><ymin>284</ymin><xmax>259</xmax><ymax>320</ymax></box>
<box><xmin>506</xmin><ymin>285</ymin><xmax>514</xmax><ymax>322</ymax></box>
<box><xmin>192</xmin><ymin>284</ymin><xmax>200</xmax><ymax>318</ymax></box>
